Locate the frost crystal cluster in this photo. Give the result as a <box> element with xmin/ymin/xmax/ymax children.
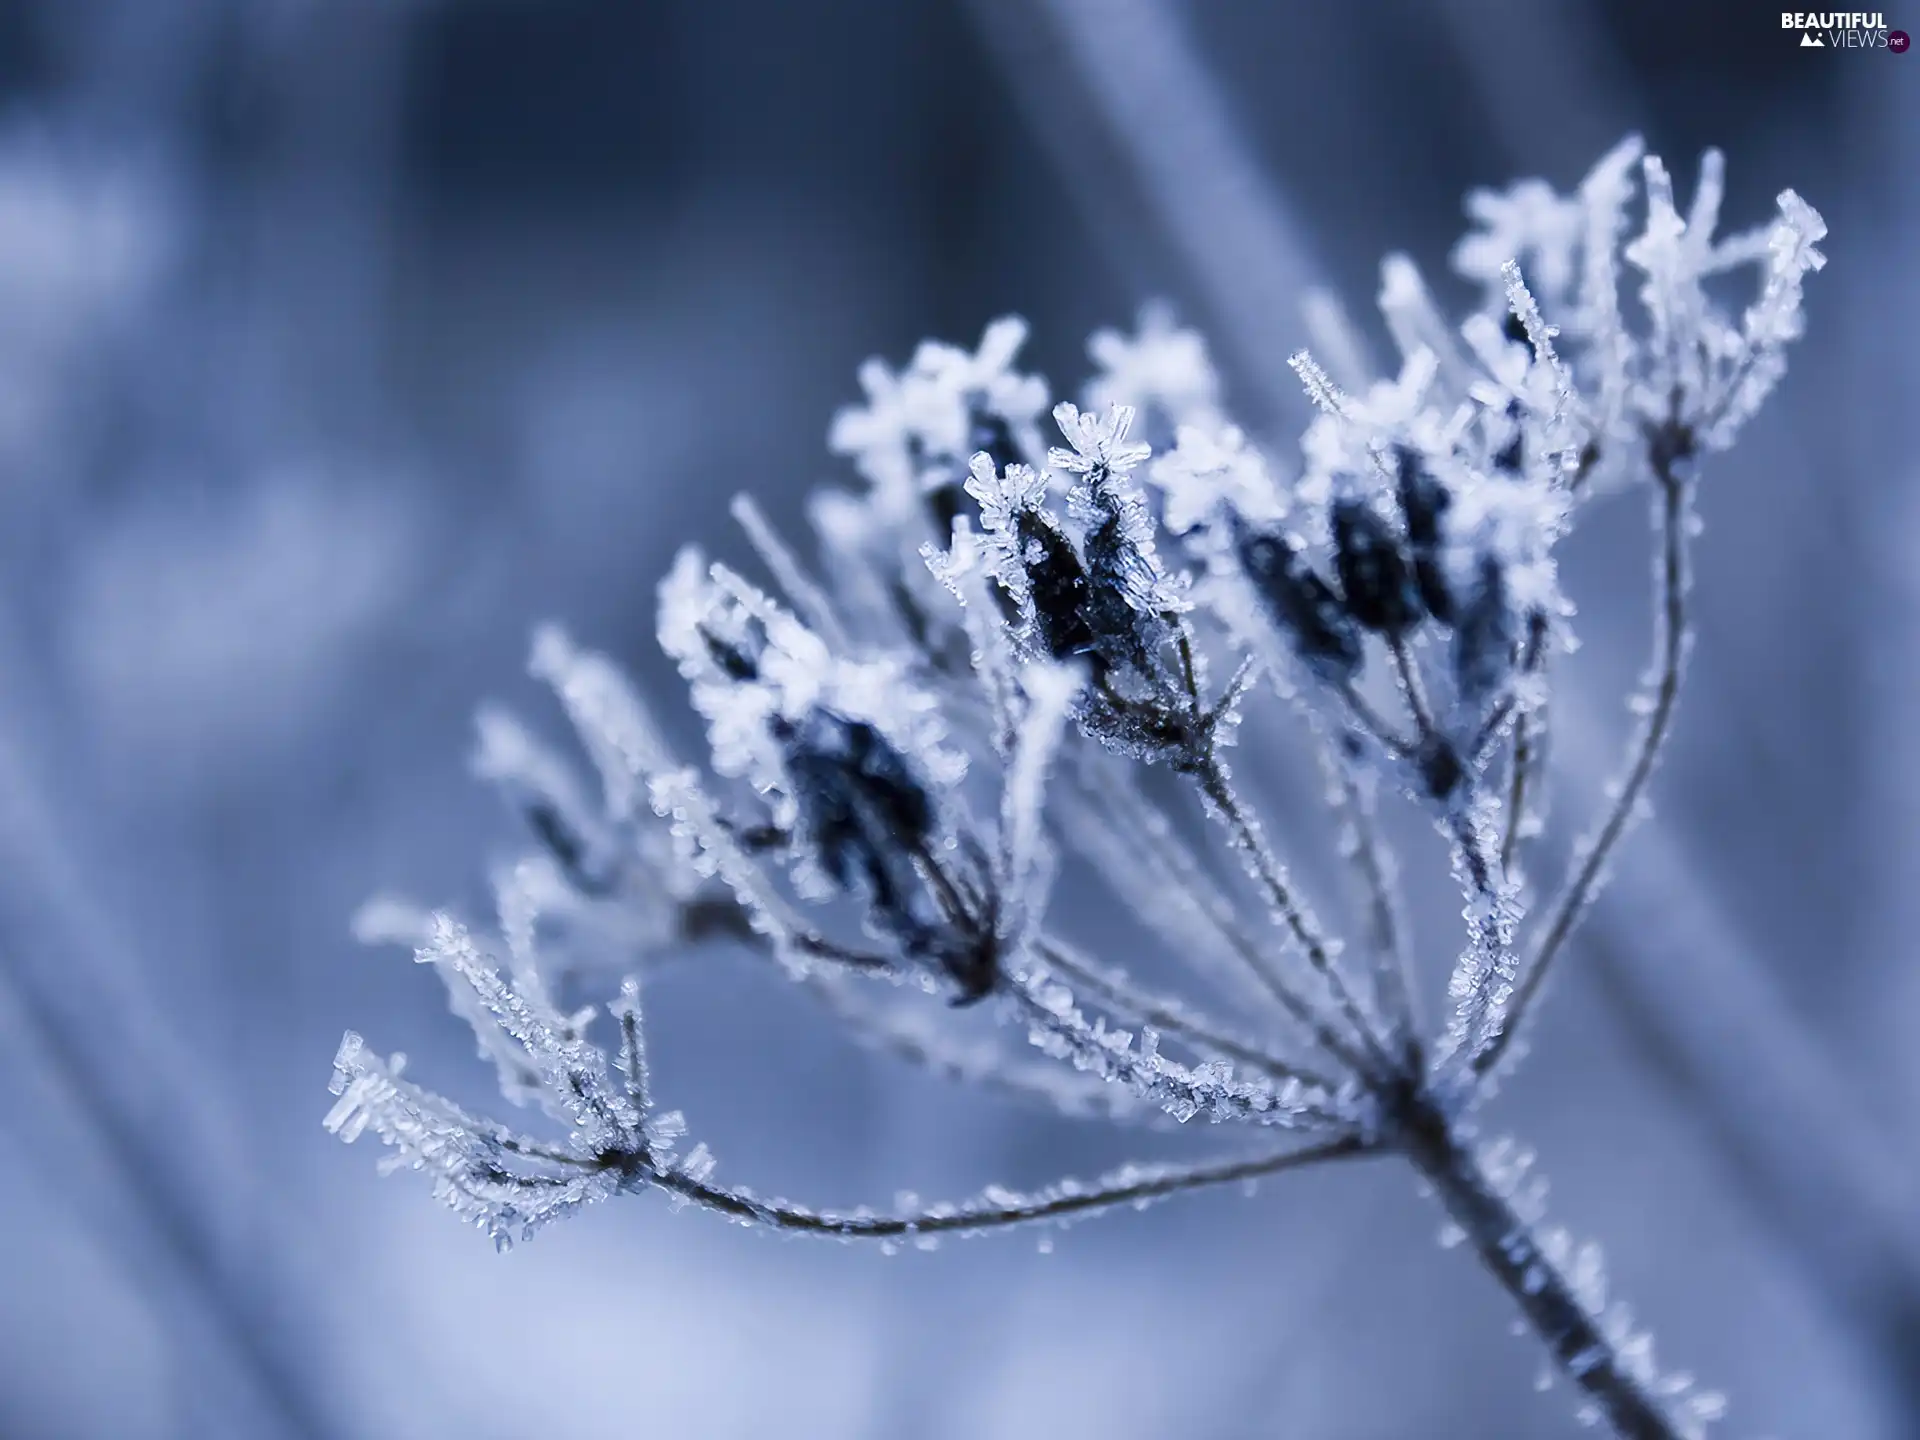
<box><xmin>327</xmin><ymin>138</ymin><xmax>1823</xmax><ymax>1440</ymax></box>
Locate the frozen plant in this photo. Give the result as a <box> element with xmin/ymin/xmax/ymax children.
<box><xmin>327</xmin><ymin>137</ymin><xmax>1825</xmax><ymax>1440</ymax></box>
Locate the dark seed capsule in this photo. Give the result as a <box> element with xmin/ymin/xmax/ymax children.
<box><xmin>772</xmin><ymin>709</ymin><xmax>935</xmax><ymax>932</ymax></box>
<box><xmin>1394</xmin><ymin>450</ymin><xmax>1455</xmax><ymax>623</ymax></box>
<box><xmin>940</xmin><ymin>934</ymin><xmax>999</xmax><ymax>1006</ymax></box>
<box><xmin>700</xmin><ymin>623</ymin><xmax>762</xmax><ymax>682</ymax></box>
<box><xmin>1235</xmin><ymin>521</ymin><xmax>1363</xmax><ymax>684</ymax></box>
<box><xmin>1574</xmin><ymin>440</ymin><xmax>1601</xmax><ymax>485</ymax></box>
<box><xmin>1394</xmin><ymin>448</ymin><xmax>1449</xmax><ymax>548</ymax></box>
<box><xmin>1332</xmin><ymin>497</ymin><xmax>1423</xmax><ymax>636</ymax></box>
<box><xmin>1413</xmin><ymin>555</ymin><xmax>1454</xmax><ymax>626</ymax></box>
<box><xmin>1017</xmin><ymin>513</ymin><xmax>1103</xmax><ymax>670</ymax></box>
<box><xmin>1417</xmin><ymin>737</ymin><xmax>1465</xmax><ymax>801</ymax></box>
<box><xmin>1451</xmin><ymin>554</ymin><xmax>1515</xmax><ymax>714</ymax></box>
<box><xmin>924</xmin><ymin>479</ymin><xmax>969</xmax><ymax>541</ymax></box>
<box><xmin>1079</xmin><ymin>508</ymin><xmax>1162</xmax><ymax>678</ymax></box>
<box><xmin>1521</xmin><ymin>606</ymin><xmax>1549</xmax><ymax>669</ymax></box>
<box><xmin>1648</xmin><ymin>417</ymin><xmax>1697</xmax><ymax>479</ymax></box>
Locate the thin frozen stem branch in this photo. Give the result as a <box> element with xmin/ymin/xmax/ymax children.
<box><xmin>1192</xmin><ymin>759</ymin><xmax>1395</xmax><ymax>1082</ymax></box>
<box><xmin>1479</xmin><ymin>439</ymin><xmax>1693</xmax><ymax>1079</ymax></box>
<box><xmin>1036</xmin><ymin>935</ymin><xmax>1341</xmax><ymax>1093</ymax></box>
<box><xmin>651</xmin><ymin>1133</ymin><xmax>1375</xmax><ymax>1238</ymax></box>
<box><xmin>1063</xmin><ymin>758</ymin><xmax>1340</xmax><ymax>1045</ymax></box>
<box><xmin>1321</xmin><ymin>740</ymin><xmax>1419</xmax><ymax>1061</ymax></box>
<box><xmin>614</xmin><ymin>980</ymin><xmax>651</xmax><ymax>1114</ymax></box>
<box><xmin>806</xmin><ymin>970</ymin><xmax>1160</xmax><ymax>1124</ymax></box>
<box><xmin>1501</xmin><ymin>707</ymin><xmax>1540</xmax><ymax>875</ymax></box>
<box><xmin>1336</xmin><ymin>679</ymin><xmax>1418</xmax><ymax>757</ymax></box>
<box><xmin>1394</xmin><ymin>1092</ymin><xmax>1709</xmax><ymax>1440</ymax></box>
<box><xmin>1388</xmin><ymin>637</ymin><xmax>1436</xmax><ymax>737</ymax></box>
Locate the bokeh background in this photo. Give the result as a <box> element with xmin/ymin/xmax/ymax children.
<box><xmin>0</xmin><ymin>1</ymin><xmax>1914</xmax><ymax>1436</ymax></box>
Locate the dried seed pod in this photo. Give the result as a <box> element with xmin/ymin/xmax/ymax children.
<box><xmin>1416</xmin><ymin>737</ymin><xmax>1465</xmax><ymax>801</ymax></box>
<box><xmin>1332</xmin><ymin>497</ymin><xmax>1423</xmax><ymax>637</ymax></box>
<box><xmin>1235</xmin><ymin>520</ymin><xmax>1363</xmax><ymax>684</ymax></box>
<box><xmin>773</xmin><ymin>708</ymin><xmax>936</xmax><ymax>942</ymax></box>
<box><xmin>1079</xmin><ymin>509</ymin><xmax>1166</xmax><ymax>680</ymax></box>
<box><xmin>1394</xmin><ymin>449</ymin><xmax>1455</xmax><ymax>623</ymax></box>
<box><xmin>1451</xmin><ymin>553</ymin><xmax>1515</xmax><ymax>715</ymax></box>
<box><xmin>1018</xmin><ymin>511</ymin><xmax>1104</xmax><ymax>671</ymax></box>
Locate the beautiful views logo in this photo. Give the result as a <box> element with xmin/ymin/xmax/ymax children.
<box><xmin>1781</xmin><ymin>11</ymin><xmax>1907</xmax><ymax>46</ymax></box>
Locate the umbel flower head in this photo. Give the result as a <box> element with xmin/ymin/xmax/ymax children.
<box><xmin>327</xmin><ymin>138</ymin><xmax>1822</xmax><ymax>1440</ymax></box>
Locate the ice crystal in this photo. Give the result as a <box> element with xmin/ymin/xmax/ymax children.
<box><xmin>1084</xmin><ymin>301</ymin><xmax>1224</xmax><ymax>436</ymax></box>
<box><xmin>828</xmin><ymin>316</ymin><xmax>1049</xmax><ymax>528</ymax></box>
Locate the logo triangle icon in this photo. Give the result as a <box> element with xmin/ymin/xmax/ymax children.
<box><xmin>1800</xmin><ymin>31</ymin><xmax>1824</xmax><ymax>45</ymax></box>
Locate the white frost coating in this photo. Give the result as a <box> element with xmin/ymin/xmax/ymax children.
<box><xmin>529</xmin><ymin>623</ymin><xmax>676</xmax><ymax>821</ymax></box>
<box><xmin>963</xmin><ymin>454</ymin><xmax>1055</xmax><ymax>614</ymax></box>
<box><xmin>828</xmin><ymin>315</ymin><xmax>1049</xmax><ymax>506</ymax></box>
<box><xmin>1048</xmin><ymin>400</ymin><xmax>1154</xmax><ymax>480</ymax></box>
<box><xmin>328</xmin><ymin>135</ymin><xmax>1825</xmax><ymax>1440</ymax></box>
<box><xmin>1152</xmin><ymin>422</ymin><xmax>1288</xmax><ymax>535</ymax></box>
<box><xmin>1453</xmin><ymin>176</ymin><xmax>1585</xmax><ymax>303</ymax></box>
<box><xmin>995</xmin><ymin>661</ymin><xmax>1080</xmax><ymax>953</ymax></box>
<box><xmin>1083</xmin><ymin>301</ymin><xmax>1225</xmax><ymax>431</ymax></box>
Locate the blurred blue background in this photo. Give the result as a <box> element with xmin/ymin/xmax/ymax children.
<box><xmin>0</xmin><ymin>1</ymin><xmax>1914</xmax><ymax>1436</ymax></box>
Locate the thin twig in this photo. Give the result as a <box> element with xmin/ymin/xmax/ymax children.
<box><xmin>1037</xmin><ymin>936</ymin><xmax>1341</xmax><ymax>1093</ymax></box>
<box><xmin>1335</xmin><ymin>679</ymin><xmax>1418</xmax><ymax>756</ymax></box>
<box><xmin>1062</xmin><ymin>753</ymin><xmax>1370</xmax><ymax>1073</ymax></box>
<box><xmin>1477</xmin><ymin>445</ymin><xmax>1692</xmax><ymax>1078</ymax></box>
<box><xmin>1193</xmin><ymin>759</ymin><xmax>1398</xmax><ymax>1081</ymax></box>
<box><xmin>649</xmin><ymin>1134</ymin><xmax>1375</xmax><ymax>1238</ymax></box>
<box><xmin>1388</xmin><ymin>638</ymin><xmax>1436</xmax><ymax>737</ymax></box>
<box><xmin>1500</xmin><ymin>709</ymin><xmax>1538</xmax><ymax>875</ymax></box>
<box><xmin>1320</xmin><ymin>740</ymin><xmax>1419</xmax><ymax>1062</ymax></box>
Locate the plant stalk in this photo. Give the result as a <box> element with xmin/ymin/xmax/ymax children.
<box><xmin>1392</xmin><ymin>1089</ymin><xmax>1686</xmax><ymax>1440</ymax></box>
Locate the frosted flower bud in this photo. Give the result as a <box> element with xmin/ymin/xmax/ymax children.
<box><xmin>1395</xmin><ymin>447</ymin><xmax>1455</xmax><ymax>622</ymax></box>
<box><xmin>1084</xmin><ymin>302</ymin><xmax>1224</xmax><ymax>441</ymax></box>
<box><xmin>1024</xmin><ymin>523</ymin><xmax>1103</xmax><ymax>669</ymax></box>
<box><xmin>1331</xmin><ymin>497</ymin><xmax>1422</xmax><ymax>637</ymax></box>
<box><xmin>1151</xmin><ymin>423</ymin><xmax>1287</xmax><ymax>536</ymax></box>
<box><xmin>1452</xmin><ymin>177</ymin><xmax>1584</xmax><ymax>302</ymax></box>
<box><xmin>772</xmin><ymin>707</ymin><xmax>937</xmax><ymax>944</ymax></box>
<box><xmin>1234</xmin><ymin>519</ymin><xmax>1362</xmax><ymax>684</ymax></box>
<box><xmin>967</xmin><ymin>454</ymin><xmax>1102</xmax><ymax>668</ymax></box>
<box><xmin>831</xmin><ymin>317</ymin><xmax>1049</xmax><ymax>538</ymax></box>
<box><xmin>1048</xmin><ymin>401</ymin><xmax>1153</xmax><ymax>480</ymax></box>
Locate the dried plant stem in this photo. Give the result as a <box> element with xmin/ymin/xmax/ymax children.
<box><xmin>1501</xmin><ymin>707</ymin><xmax>1540</xmax><ymax>875</ymax></box>
<box><xmin>1323</xmin><ymin>741</ymin><xmax>1418</xmax><ymax>1054</ymax></box>
<box><xmin>649</xmin><ymin>1133</ymin><xmax>1375</xmax><ymax>1237</ymax></box>
<box><xmin>1392</xmin><ymin>1093</ymin><xmax>1688</xmax><ymax>1440</ymax></box>
<box><xmin>1479</xmin><ymin>448</ymin><xmax>1692</xmax><ymax>1079</ymax></box>
<box><xmin>1193</xmin><ymin>760</ymin><xmax>1395</xmax><ymax>1079</ymax></box>
<box><xmin>1036</xmin><ymin>937</ymin><xmax>1341</xmax><ymax>1092</ymax></box>
<box><xmin>1063</xmin><ymin>757</ymin><xmax>1331</xmax><ymax>1037</ymax></box>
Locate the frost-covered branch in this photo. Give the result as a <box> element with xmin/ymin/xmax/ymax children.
<box><xmin>651</xmin><ymin>1133</ymin><xmax>1374</xmax><ymax>1241</ymax></box>
<box><xmin>1035</xmin><ymin>935</ymin><xmax>1341</xmax><ymax>1092</ymax></box>
<box><xmin>1478</xmin><ymin>430</ymin><xmax>1695</xmax><ymax>1081</ymax></box>
<box><xmin>327</xmin><ymin>138</ymin><xmax>1823</xmax><ymax>1440</ymax></box>
<box><xmin>1191</xmin><ymin>757</ymin><xmax>1394</xmax><ymax>1080</ymax></box>
<box><xmin>1318</xmin><ymin>733</ymin><xmax>1418</xmax><ymax>1057</ymax></box>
